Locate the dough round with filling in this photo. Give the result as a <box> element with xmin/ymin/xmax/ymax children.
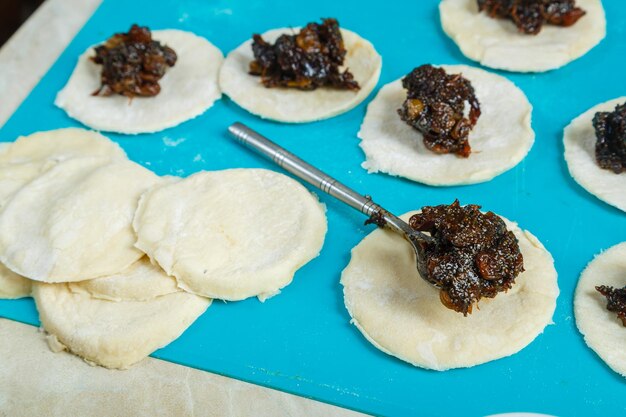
<box><xmin>68</xmin><ymin>257</ymin><xmax>179</xmax><ymax>302</ymax></box>
<box><xmin>0</xmin><ymin>264</ymin><xmax>31</xmax><ymax>299</ymax></box>
<box><xmin>0</xmin><ymin>158</ymin><xmax>160</xmax><ymax>282</ymax></box>
<box><xmin>359</xmin><ymin>65</ymin><xmax>533</xmax><ymax>185</ymax></box>
<box><xmin>134</xmin><ymin>168</ymin><xmax>327</xmax><ymax>301</ymax></box>
<box><xmin>574</xmin><ymin>242</ymin><xmax>626</xmax><ymax>378</ymax></box>
<box><xmin>564</xmin><ymin>97</ymin><xmax>626</xmax><ymax>212</ymax></box>
<box><xmin>439</xmin><ymin>0</ymin><xmax>606</xmax><ymax>72</ymax></box>
<box><xmin>341</xmin><ymin>211</ymin><xmax>558</xmax><ymax>370</ymax></box>
<box><xmin>219</xmin><ymin>28</ymin><xmax>381</xmax><ymax>123</ymax></box>
<box><xmin>33</xmin><ymin>281</ymin><xmax>210</xmax><ymax>369</ymax></box>
<box><xmin>55</xmin><ymin>30</ymin><xmax>223</xmax><ymax>134</ymax></box>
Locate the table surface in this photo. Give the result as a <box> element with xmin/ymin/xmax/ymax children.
<box><xmin>1</xmin><ymin>0</ymin><xmax>625</xmax><ymax>416</ymax></box>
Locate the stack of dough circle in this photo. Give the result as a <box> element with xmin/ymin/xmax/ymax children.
<box><xmin>439</xmin><ymin>0</ymin><xmax>606</xmax><ymax>72</ymax></box>
<box><xmin>574</xmin><ymin>242</ymin><xmax>626</xmax><ymax>378</ymax></box>
<box><xmin>134</xmin><ymin>168</ymin><xmax>327</xmax><ymax>301</ymax></box>
<box><xmin>0</xmin><ymin>157</ymin><xmax>160</xmax><ymax>282</ymax></box>
<box><xmin>341</xmin><ymin>211</ymin><xmax>558</xmax><ymax>370</ymax></box>
<box><xmin>55</xmin><ymin>30</ymin><xmax>224</xmax><ymax>134</ymax></box>
<box><xmin>358</xmin><ymin>65</ymin><xmax>534</xmax><ymax>186</ymax></box>
<box><xmin>563</xmin><ymin>97</ymin><xmax>626</xmax><ymax>212</ymax></box>
<box><xmin>219</xmin><ymin>28</ymin><xmax>381</xmax><ymax>123</ymax></box>
<box><xmin>0</xmin><ymin>128</ymin><xmax>127</xmax><ymax>298</ymax></box>
<box><xmin>33</xmin><ymin>280</ymin><xmax>210</xmax><ymax>369</ymax></box>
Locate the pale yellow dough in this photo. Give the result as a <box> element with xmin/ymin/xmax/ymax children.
<box><xmin>439</xmin><ymin>0</ymin><xmax>606</xmax><ymax>72</ymax></box>
<box><xmin>68</xmin><ymin>257</ymin><xmax>179</xmax><ymax>302</ymax></box>
<box><xmin>134</xmin><ymin>168</ymin><xmax>327</xmax><ymax>301</ymax></box>
<box><xmin>341</xmin><ymin>211</ymin><xmax>558</xmax><ymax>370</ymax></box>
<box><xmin>0</xmin><ymin>158</ymin><xmax>160</xmax><ymax>282</ymax></box>
<box><xmin>219</xmin><ymin>28</ymin><xmax>381</xmax><ymax>123</ymax></box>
<box><xmin>564</xmin><ymin>97</ymin><xmax>626</xmax><ymax>212</ymax></box>
<box><xmin>56</xmin><ymin>30</ymin><xmax>223</xmax><ymax>134</ymax></box>
<box><xmin>33</xmin><ymin>281</ymin><xmax>210</xmax><ymax>369</ymax></box>
<box><xmin>574</xmin><ymin>242</ymin><xmax>626</xmax><ymax>378</ymax></box>
<box><xmin>0</xmin><ymin>264</ymin><xmax>31</xmax><ymax>299</ymax></box>
<box><xmin>359</xmin><ymin>65</ymin><xmax>534</xmax><ymax>186</ymax></box>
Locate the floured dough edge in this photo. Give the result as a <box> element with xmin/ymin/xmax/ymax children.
<box><xmin>55</xmin><ymin>30</ymin><xmax>224</xmax><ymax>134</ymax></box>
<box><xmin>358</xmin><ymin>65</ymin><xmax>534</xmax><ymax>186</ymax></box>
<box><xmin>219</xmin><ymin>28</ymin><xmax>381</xmax><ymax>123</ymax></box>
<box><xmin>574</xmin><ymin>242</ymin><xmax>626</xmax><ymax>378</ymax></box>
<box><xmin>33</xmin><ymin>282</ymin><xmax>211</xmax><ymax>369</ymax></box>
<box><xmin>564</xmin><ymin>97</ymin><xmax>626</xmax><ymax>212</ymax></box>
<box><xmin>341</xmin><ymin>211</ymin><xmax>558</xmax><ymax>370</ymax></box>
<box><xmin>439</xmin><ymin>0</ymin><xmax>606</xmax><ymax>72</ymax></box>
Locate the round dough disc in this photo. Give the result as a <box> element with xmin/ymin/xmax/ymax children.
<box><xmin>219</xmin><ymin>28</ymin><xmax>381</xmax><ymax>123</ymax></box>
<box><xmin>574</xmin><ymin>242</ymin><xmax>626</xmax><ymax>378</ymax></box>
<box><xmin>439</xmin><ymin>0</ymin><xmax>606</xmax><ymax>72</ymax></box>
<box><xmin>564</xmin><ymin>97</ymin><xmax>626</xmax><ymax>212</ymax></box>
<box><xmin>68</xmin><ymin>257</ymin><xmax>179</xmax><ymax>302</ymax></box>
<box><xmin>341</xmin><ymin>211</ymin><xmax>558</xmax><ymax>370</ymax></box>
<box><xmin>358</xmin><ymin>65</ymin><xmax>534</xmax><ymax>185</ymax></box>
<box><xmin>0</xmin><ymin>158</ymin><xmax>160</xmax><ymax>282</ymax></box>
<box><xmin>55</xmin><ymin>30</ymin><xmax>223</xmax><ymax>134</ymax></box>
<box><xmin>33</xmin><ymin>281</ymin><xmax>210</xmax><ymax>369</ymax></box>
<box><xmin>134</xmin><ymin>168</ymin><xmax>327</xmax><ymax>301</ymax></box>
<box><xmin>0</xmin><ymin>264</ymin><xmax>31</xmax><ymax>299</ymax></box>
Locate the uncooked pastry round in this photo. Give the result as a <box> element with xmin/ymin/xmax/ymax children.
<box><xmin>219</xmin><ymin>28</ymin><xmax>381</xmax><ymax>123</ymax></box>
<box><xmin>564</xmin><ymin>97</ymin><xmax>626</xmax><ymax>212</ymax></box>
<box><xmin>134</xmin><ymin>168</ymin><xmax>327</xmax><ymax>301</ymax></box>
<box><xmin>33</xmin><ymin>281</ymin><xmax>210</xmax><ymax>369</ymax></box>
<box><xmin>0</xmin><ymin>264</ymin><xmax>31</xmax><ymax>299</ymax></box>
<box><xmin>574</xmin><ymin>242</ymin><xmax>626</xmax><ymax>378</ymax></box>
<box><xmin>341</xmin><ymin>211</ymin><xmax>558</xmax><ymax>370</ymax></box>
<box><xmin>0</xmin><ymin>158</ymin><xmax>160</xmax><ymax>282</ymax></box>
<box><xmin>439</xmin><ymin>0</ymin><xmax>606</xmax><ymax>72</ymax></box>
<box><xmin>55</xmin><ymin>30</ymin><xmax>223</xmax><ymax>134</ymax></box>
<box><xmin>358</xmin><ymin>65</ymin><xmax>534</xmax><ymax>186</ymax></box>
<box><xmin>68</xmin><ymin>257</ymin><xmax>179</xmax><ymax>302</ymax></box>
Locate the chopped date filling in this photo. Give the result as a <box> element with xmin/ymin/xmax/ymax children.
<box><xmin>398</xmin><ymin>65</ymin><xmax>480</xmax><ymax>158</ymax></box>
<box><xmin>409</xmin><ymin>200</ymin><xmax>524</xmax><ymax>315</ymax></box>
<box><xmin>477</xmin><ymin>0</ymin><xmax>586</xmax><ymax>35</ymax></box>
<box><xmin>249</xmin><ymin>18</ymin><xmax>360</xmax><ymax>91</ymax></box>
<box><xmin>596</xmin><ymin>285</ymin><xmax>626</xmax><ymax>326</ymax></box>
<box><xmin>593</xmin><ymin>102</ymin><xmax>626</xmax><ymax>174</ymax></box>
<box><xmin>91</xmin><ymin>24</ymin><xmax>177</xmax><ymax>98</ymax></box>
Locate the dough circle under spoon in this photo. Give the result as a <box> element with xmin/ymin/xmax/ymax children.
<box><xmin>227</xmin><ymin>122</ymin><xmax>437</xmax><ymax>289</ymax></box>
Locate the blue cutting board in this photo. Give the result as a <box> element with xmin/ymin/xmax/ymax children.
<box><xmin>1</xmin><ymin>1</ymin><xmax>625</xmax><ymax>415</ymax></box>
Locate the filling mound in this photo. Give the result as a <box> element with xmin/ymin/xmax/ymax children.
<box><xmin>409</xmin><ymin>200</ymin><xmax>524</xmax><ymax>315</ymax></box>
<box><xmin>91</xmin><ymin>24</ymin><xmax>177</xmax><ymax>98</ymax></box>
<box><xmin>249</xmin><ymin>18</ymin><xmax>360</xmax><ymax>91</ymax></box>
<box><xmin>398</xmin><ymin>65</ymin><xmax>480</xmax><ymax>158</ymax></box>
<box><xmin>593</xmin><ymin>102</ymin><xmax>626</xmax><ymax>174</ymax></box>
<box><xmin>596</xmin><ymin>285</ymin><xmax>626</xmax><ymax>326</ymax></box>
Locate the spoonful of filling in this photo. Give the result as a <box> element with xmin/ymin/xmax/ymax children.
<box><xmin>593</xmin><ymin>102</ymin><xmax>626</xmax><ymax>174</ymax></box>
<box><xmin>249</xmin><ymin>18</ymin><xmax>359</xmax><ymax>91</ymax></box>
<box><xmin>228</xmin><ymin>123</ymin><xmax>525</xmax><ymax>315</ymax></box>
<box><xmin>91</xmin><ymin>24</ymin><xmax>177</xmax><ymax>98</ymax></box>
<box><xmin>398</xmin><ymin>65</ymin><xmax>481</xmax><ymax>158</ymax></box>
<box><xmin>596</xmin><ymin>285</ymin><xmax>626</xmax><ymax>326</ymax></box>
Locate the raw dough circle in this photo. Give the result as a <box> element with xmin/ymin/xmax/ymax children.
<box><xmin>219</xmin><ymin>28</ymin><xmax>381</xmax><ymax>123</ymax></box>
<box><xmin>0</xmin><ymin>158</ymin><xmax>160</xmax><ymax>282</ymax></box>
<box><xmin>439</xmin><ymin>0</ymin><xmax>606</xmax><ymax>72</ymax></box>
<box><xmin>68</xmin><ymin>257</ymin><xmax>179</xmax><ymax>302</ymax></box>
<box><xmin>0</xmin><ymin>264</ymin><xmax>31</xmax><ymax>299</ymax></box>
<box><xmin>574</xmin><ymin>242</ymin><xmax>626</xmax><ymax>378</ymax></box>
<box><xmin>358</xmin><ymin>65</ymin><xmax>534</xmax><ymax>186</ymax></box>
<box><xmin>55</xmin><ymin>30</ymin><xmax>223</xmax><ymax>134</ymax></box>
<box><xmin>134</xmin><ymin>168</ymin><xmax>327</xmax><ymax>301</ymax></box>
<box><xmin>564</xmin><ymin>97</ymin><xmax>626</xmax><ymax>212</ymax></box>
<box><xmin>33</xmin><ymin>281</ymin><xmax>210</xmax><ymax>369</ymax></box>
<box><xmin>341</xmin><ymin>211</ymin><xmax>558</xmax><ymax>370</ymax></box>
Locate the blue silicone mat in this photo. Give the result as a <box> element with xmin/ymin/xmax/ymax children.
<box><xmin>1</xmin><ymin>0</ymin><xmax>625</xmax><ymax>415</ymax></box>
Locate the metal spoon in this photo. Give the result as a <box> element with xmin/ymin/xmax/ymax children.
<box><xmin>227</xmin><ymin>122</ymin><xmax>436</xmax><ymax>287</ymax></box>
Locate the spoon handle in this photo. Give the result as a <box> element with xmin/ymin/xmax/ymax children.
<box><xmin>227</xmin><ymin>122</ymin><xmax>415</xmax><ymax>238</ymax></box>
